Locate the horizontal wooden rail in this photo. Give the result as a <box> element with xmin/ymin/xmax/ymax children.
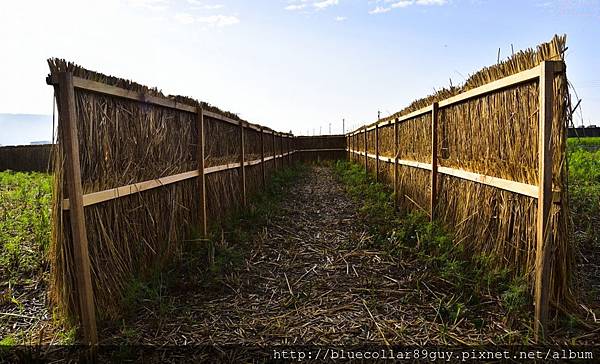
<box><xmin>347</xmin><ymin>63</ymin><xmax>565</xmax><ymax>136</ymax></box>
<box><xmin>46</xmin><ymin>75</ymin><xmax>293</xmax><ymax>137</ymax></box>
<box><xmin>295</xmin><ymin>148</ymin><xmax>346</xmax><ymax>152</ymax></box>
<box><xmin>62</xmin><ymin>151</ymin><xmax>296</xmax><ymax>210</ymax></box>
<box><xmin>347</xmin><ymin>149</ymin><xmax>559</xmax><ymax>200</ymax></box>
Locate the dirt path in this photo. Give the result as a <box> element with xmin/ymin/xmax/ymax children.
<box><xmin>101</xmin><ymin>165</ymin><xmax>517</xmax><ymax>346</ymax></box>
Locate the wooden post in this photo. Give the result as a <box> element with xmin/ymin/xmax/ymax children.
<box><xmin>57</xmin><ymin>72</ymin><xmax>98</xmax><ymax>345</ymax></box>
<box><xmin>272</xmin><ymin>131</ymin><xmax>277</xmax><ymax>170</ymax></box>
<box><xmin>260</xmin><ymin>127</ymin><xmax>266</xmax><ymax>188</ymax></box>
<box><xmin>394</xmin><ymin>118</ymin><xmax>399</xmax><ymax>211</ymax></box>
<box><xmin>375</xmin><ymin>124</ymin><xmax>380</xmax><ymax>182</ymax></box>
<box><xmin>240</xmin><ymin>121</ymin><xmax>247</xmax><ymax>206</ymax></box>
<box><xmin>534</xmin><ymin>61</ymin><xmax>555</xmax><ymax>342</ymax></box>
<box><xmin>287</xmin><ymin>135</ymin><xmax>291</xmax><ymax>165</ymax></box>
<box><xmin>363</xmin><ymin>127</ymin><xmax>368</xmax><ymax>173</ymax></box>
<box><xmin>280</xmin><ymin>135</ymin><xmax>284</xmax><ymax>168</ymax></box>
<box><xmin>430</xmin><ymin>102</ymin><xmax>439</xmax><ymax>221</ymax></box>
<box><xmin>197</xmin><ymin>108</ymin><xmax>207</xmax><ymax>236</ymax></box>
<box><xmin>346</xmin><ymin>134</ymin><xmax>349</xmax><ymax>161</ymax></box>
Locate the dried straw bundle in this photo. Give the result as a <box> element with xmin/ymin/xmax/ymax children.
<box><xmin>357</xmin><ymin>35</ymin><xmax>572</xmax><ymax>309</ymax></box>
<box><xmin>47</xmin><ymin>59</ymin><xmax>286</xmax><ymax>322</ymax></box>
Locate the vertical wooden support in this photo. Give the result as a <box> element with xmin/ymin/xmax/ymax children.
<box><xmin>534</xmin><ymin>61</ymin><xmax>555</xmax><ymax>342</ymax></box>
<box><xmin>430</xmin><ymin>102</ymin><xmax>439</xmax><ymax>221</ymax></box>
<box><xmin>240</xmin><ymin>121</ymin><xmax>247</xmax><ymax>206</ymax></box>
<box><xmin>393</xmin><ymin>118</ymin><xmax>399</xmax><ymax>211</ymax></box>
<box><xmin>197</xmin><ymin>108</ymin><xmax>207</xmax><ymax>236</ymax></box>
<box><xmin>260</xmin><ymin>127</ymin><xmax>266</xmax><ymax>188</ymax></box>
<box><xmin>58</xmin><ymin>72</ymin><xmax>98</xmax><ymax>345</ymax></box>
<box><xmin>280</xmin><ymin>135</ymin><xmax>284</xmax><ymax>167</ymax></box>
<box><xmin>375</xmin><ymin>124</ymin><xmax>380</xmax><ymax>182</ymax></box>
<box><xmin>363</xmin><ymin>127</ymin><xmax>368</xmax><ymax>173</ymax></box>
<box><xmin>346</xmin><ymin>134</ymin><xmax>350</xmax><ymax>161</ymax></box>
<box><xmin>287</xmin><ymin>135</ymin><xmax>291</xmax><ymax>165</ymax></box>
<box><xmin>272</xmin><ymin>131</ymin><xmax>277</xmax><ymax>170</ymax></box>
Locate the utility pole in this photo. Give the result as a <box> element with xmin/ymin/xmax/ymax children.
<box><xmin>343</xmin><ymin>118</ymin><xmax>345</xmax><ymax>134</ymax></box>
<box><xmin>329</xmin><ymin>123</ymin><xmax>331</xmax><ymax>134</ymax></box>
<box><xmin>378</xmin><ymin>111</ymin><xmax>381</xmax><ymax>120</ymax></box>
<box><xmin>319</xmin><ymin>126</ymin><xmax>322</xmax><ymax>135</ymax></box>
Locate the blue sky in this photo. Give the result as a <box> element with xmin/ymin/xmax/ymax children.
<box><xmin>0</xmin><ymin>0</ymin><xmax>599</xmax><ymax>145</ymax></box>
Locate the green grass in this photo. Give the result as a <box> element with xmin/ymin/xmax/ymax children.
<box><xmin>333</xmin><ymin>160</ymin><xmax>530</xmax><ymax>324</ymax></box>
<box><xmin>119</xmin><ymin>165</ymin><xmax>305</xmax><ymax>318</ymax></box>
<box><xmin>567</xmin><ymin>137</ymin><xmax>600</xmax><ymax>247</ymax></box>
<box><xmin>568</xmin><ymin>136</ymin><xmax>600</xmax><ymax>150</ymax></box>
<box><xmin>0</xmin><ymin>171</ymin><xmax>52</xmax><ymax>287</ymax></box>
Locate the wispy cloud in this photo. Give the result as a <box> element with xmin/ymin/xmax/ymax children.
<box><xmin>174</xmin><ymin>12</ymin><xmax>240</xmax><ymax>27</ymax></box>
<box><xmin>415</xmin><ymin>0</ymin><xmax>447</xmax><ymax>5</ymax></box>
<box><xmin>368</xmin><ymin>6</ymin><xmax>391</xmax><ymax>14</ymax></box>
<box><xmin>314</xmin><ymin>0</ymin><xmax>339</xmax><ymax>10</ymax></box>
<box><xmin>203</xmin><ymin>4</ymin><xmax>224</xmax><ymax>10</ymax></box>
<box><xmin>335</xmin><ymin>15</ymin><xmax>347</xmax><ymax>21</ymax></box>
<box><xmin>369</xmin><ymin>0</ymin><xmax>447</xmax><ymax>14</ymax></box>
<box><xmin>285</xmin><ymin>3</ymin><xmax>308</xmax><ymax>10</ymax></box>
<box><xmin>390</xmin><ymin>0</ymin><xmax>414</xmax><ymax>8</ymax></box>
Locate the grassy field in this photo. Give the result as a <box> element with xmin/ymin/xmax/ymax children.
<box><xmin>568</xmin><ymin>137</ymin><xmax>600</xmax><ymax>246</ymax></box>
<box><xmin>567</xmin><ymin>137</ymin><xmax>600</xmax><ymax>311</ymax></box>
<box><xmin>0</xmin><ymin>171</ymin><xmax>52</xmax><ymax>344</ymax></box>
<box><xmin>0</xmin><ymin>171</ymin><xmax>51</xmax><ymax>284</ymax></box>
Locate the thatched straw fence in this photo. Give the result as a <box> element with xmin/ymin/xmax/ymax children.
<box><xmin>0</xmin><ymin>144</ymin><xmax>53</xmax><ymax>172</ymax></box>
<box><xmin>294</xmin><ymin>135</ymin><xmax>346</xmax><ymax>162</ymax></box>
<box><xmin>347</xmin><ymin>35</ymin><xmax>571</xmax><ymax>340</ymax></box>
<box><xmin>47</xmin><ymin>61</ymin><xmax>304</xmax><ymax>344</ymax></box>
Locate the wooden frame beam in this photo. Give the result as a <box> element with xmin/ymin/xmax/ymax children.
<box><xmin>363</xmin><ymin>127</ymin><xmax>368</xmax><ymax>172</ymax></box>
<box><xmin>347</xmin><ymin>149</ymin><xmax>560</xmax><ymax>201</ymax></box>
<box><xmin>534</xmin><ymin>60</ymin><xmax>556</xmax><ymax>342</ymax></box>
<box><xmin>393</xmin><ymin>118</ymin><xmax>399</xmax><ymax>211</ymax></box>
<box><xmin>345</xmin><ymin>63</ymin><xmax>565</xmax><ymax>137</ymax></box>
<box><xmin>197</xmin><ymin>108</ymin><xmax>207</xmax><ymax>236</ymax></box>
<box><xmin>271</xmin><ymin>133</ymin><xmax>277</xmax><ymax>170</ymax></box>
<box><xmin>430</xmin><ymin>102</ymin><xmax>439</xmax><ymax>220</ymax></box>
<box><xmin>45</xmin><ymin>74</ymin><xmax>290</xmax><ymax>136</ymax></box>
<box><xmin>57</xmin><ymin>72</ymin><xmax>98</xmax><ymax>346</ymax></box>
<box><xmin>375</xmin><ymin>124</ymin><xmax>380</xmax><ymax>182</ymax></box>
<box><xmin>240</xmin><ymin>121</ymin><xmax>247</xmax><ymax>206</ymax></box>
<box><xmin>61</xmin><ymin>152</ymin><xmax>297</xmax><ymax>210</ymax></box>
<box><xmin>260</xmin><ymin>127</ymin><xmax>266</xmax><ymax>187</ymax></box>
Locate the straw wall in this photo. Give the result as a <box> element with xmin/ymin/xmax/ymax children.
<box><xmin>0</xmin><ymin>144</ymin><xmax>53</xmax><ymax>172</ymax></box>
<box><xmin>294</xmin><ymin>135</ymin><xmax>346</xmax><ymax>162</ymax></box>
<box><xmin>48</xmin><ymin>60</ymin><xmax>294</xmax><ymax>321</ymax></box>
<box><xmin>347</xmin><ymin>35</ymin><xmax>572</xmax><ymax>310</ymax></box>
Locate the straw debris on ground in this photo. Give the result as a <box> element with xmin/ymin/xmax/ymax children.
<box><xmin>98</xmin><ymin>165</ymin><xmax>598</xmax><ymax>346</ymax></box>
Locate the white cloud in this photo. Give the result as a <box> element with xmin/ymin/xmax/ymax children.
<box><xmin>285</xmin><ymin>3</ymin><xmax>307</xmax><ymax>10</ymax></box>
<box><xmin>368</xmin><ymin>6</ymin><xmax>391</xmax><ymax>14</ymax></box>
<box><xmin>415</xmin><ymin>0</ymin><xmax>447</xmax><ymax>5</ymax></box>
<box><xmin>369</xmin><ymin>0</ymin><xmax>446</xmax><ymax>13</ymax></box>
<box><xmin>186</xmin><ymin>0</ymin><xmax>224</xmax><ymax>10</ymax></box>
<box><xmin>314</xmin><ymin>0</ymin><xmax>339</xmax><ymax>10</ymax></box>
<box><xmin>391</xmin><ymin>0</ymin><xmax>414</xmax><ymax>8</ymax></box>
<box><xmin>203</xmin><ymin>4</ymin><xmax>224</xmax><ymax>9</ymax></box>
<box><xmin>335</xmin><ymin>15</ymin><xmax>347</xmax><ymax>21</ymax></box>
<box><xmin>197</xmin><ymin>14</ymin><xmax>240</xmax><ymax>27</ymax></box>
